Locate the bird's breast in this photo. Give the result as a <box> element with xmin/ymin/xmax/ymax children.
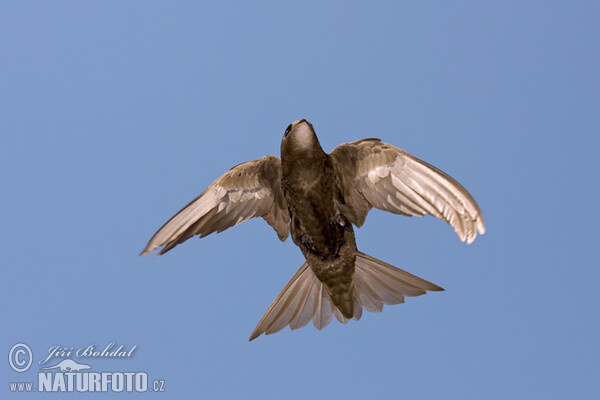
<box><xmin>282</xmin><ymin>155</ymin><xmax>348</xmax><ymax>257</ymax></box>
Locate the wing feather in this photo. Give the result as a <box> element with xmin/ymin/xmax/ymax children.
<box><xmin>140</xmin><ymin>155</ymin><xmax>289</xmax><ymax>256</ymax></box>
<box><xmin>330</xmin><ymin>140</ymin><xmax>485</xmax><ymax>244</ymax></box>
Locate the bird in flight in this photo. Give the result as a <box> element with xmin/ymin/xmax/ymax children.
<box><xmin>140</xmin><ymin>119</ymin><xmax>485</xmax><ymax>341</ymax></box>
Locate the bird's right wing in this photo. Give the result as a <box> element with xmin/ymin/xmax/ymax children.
<box><xmin>330</xmin><ymin>139</ymin><xmax>485</xmax><ymax>244</ymax></box>
<box><xmin>140</xmin><ymin>155</ymin><xmax>289</xmax><ymax>256</ymax></box>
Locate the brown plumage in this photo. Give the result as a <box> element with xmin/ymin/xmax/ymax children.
<box><xmin>140</xmin><ymin>119</ymin><xmax>485</xmax><ymax>340</ymax></box>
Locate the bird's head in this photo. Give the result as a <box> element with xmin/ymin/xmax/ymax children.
<box><xmin>280</xmin><ymin>119</ymin><xmax>324</xmax><ymax>158</ymax></box>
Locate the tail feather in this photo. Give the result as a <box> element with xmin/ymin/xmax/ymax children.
<box><xmin>313</xmin><ymin>285</ymin><xmax>335</xmax><ymax>330</ymax></box>
<box><xmin>249</xmin><ymin>252</ymin><xmax>443</xmax><ymax>341</ymax></box>
<box><xmin>354</xmin><ymin>251</ymin><xmax>443</xmax><ymax>311</ymax></box>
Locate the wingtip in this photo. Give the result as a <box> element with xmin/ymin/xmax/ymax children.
<box><xmin>420</xmin><ymin>280</ymin><xmax>444</xmax><ymax>292</ymax></box>
<box><xmin>139</xmin><ymin>246</ymin><xmax>162</xmax><ymax>257</ymax></box>
<box><xmin>430</xmin><ymin>284</ymin><xmax>445</xmax><ymax>292</ymax></box>
<box><xmin>478</xmin><ymin>222</ymin><xmax>486</xmax><ymax>236</ymax></box>
<box><xmin>462</xmin><ymin>217</ymin><xmax>486</xmax><ymax>245</ymax></box>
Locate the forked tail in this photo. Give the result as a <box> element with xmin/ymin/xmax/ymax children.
<box><xmin>249</xmin><ymin>251</ymin><xmax>443</xmax><ymax>341</ymax></box>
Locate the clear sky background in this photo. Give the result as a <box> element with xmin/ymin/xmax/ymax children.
<box><xmin>1</xmin><ymin>2</ymin><xmax>598</xmax><ymax>399</ymax></box>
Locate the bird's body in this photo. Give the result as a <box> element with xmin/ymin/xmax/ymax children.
<box><xmin>141</xmin><ymin>119</ymin><xmax>485</xmax><ymax>340</ymax></box>
<box><xmin>281</xmin><ymin>123</ymin><xmax>357</xmax><ymax>318</ymax></box>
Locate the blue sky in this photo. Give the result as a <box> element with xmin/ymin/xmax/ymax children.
<box><xmin>1</xmin><ymin>1</ymin><xmax>598</xmax><ymax>399</ymax></box>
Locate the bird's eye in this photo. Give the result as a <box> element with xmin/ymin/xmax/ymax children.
<box><xmin>284</xmin><ymin>124</ymin><xmax>293</xmax><ymax>137</ymax></box>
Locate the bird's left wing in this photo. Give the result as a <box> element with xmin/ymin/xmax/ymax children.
<box><xmin>140</xmin><ymin>155</ymin><xmax>289</xmax><ymax>256</ymax></box>
<box><xmin>330</xmin><ymin>139</ymin><xmax>485</xmax><ymax>244</ymax></box>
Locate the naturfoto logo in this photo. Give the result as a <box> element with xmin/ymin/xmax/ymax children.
<box><xmin>8</xmin><ymin>342</ymin><xmax>165</xmax><ymax>393</ymax></box>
